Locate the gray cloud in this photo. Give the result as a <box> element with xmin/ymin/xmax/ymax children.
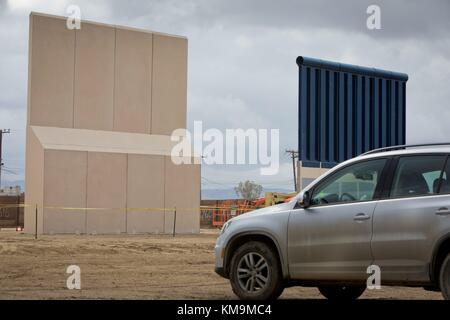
<box><xmin>103</xmin><ymin>0</ymin><xmax>450</xmax><ymax>39</ymax></box>
<box><xmin>0</xmin><ymin>0</ymin><xmax>449</xmax><ymax>190</ymax></box>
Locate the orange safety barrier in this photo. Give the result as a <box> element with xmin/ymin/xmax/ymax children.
<box><xmin>210</xmin><ymin>199</ymin><xmax>264</xmax><ymax>228</ymax></box>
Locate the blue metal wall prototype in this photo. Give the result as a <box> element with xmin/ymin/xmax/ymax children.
<box><xmin>297</xmin><ymin>56</ymin><xmax>408</xmax><ymax>168</ymax></box>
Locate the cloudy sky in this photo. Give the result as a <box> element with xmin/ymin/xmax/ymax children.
<box><xmin>0</xmin><ymin>0</ymin><xmax>450</xmax><ymax>191</ymax></box>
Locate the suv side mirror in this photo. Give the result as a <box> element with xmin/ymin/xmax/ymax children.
<box><xmin>297</xmin><ymin>190</ymin><xmax>311</xmax><ymax>208</ymax></box>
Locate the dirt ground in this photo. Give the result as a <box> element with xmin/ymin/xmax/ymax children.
<box><xmin>0</xmin><ymin>229</ymin><xmax>443</xmax><ymax>300</ymax></box>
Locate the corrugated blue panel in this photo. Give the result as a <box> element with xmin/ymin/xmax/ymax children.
<box><xmin>299</xmin><ymin>66</ymin><xmax>308</xmax><ymax>163</ymax></box>
<box><xmin>309</xmin><ymin>68</ymin><xmax>316</xmax><ymax>162</ymax></box>
<box><xmin>297</xmin><ymin>56</ymin><xmax>408</xmax><ymax>167</ymax></box>
<box><xmin>320</xmin><ymin>69</ymin><xmax>327</xmax><ymax>163</ymax></box>
<box><xmin>390</xmin><ymin>80</ymin><xmax>396</xmax><ymax>146</ymax></box>
<box><xmin>356</xmin><ymin>75</ymin><xmax>363</xmax><ymax>156</ymax></box>
<box><xmin>346</xmin><ymin>74</ymin><xmax>353</xmax><ymax>159</ymax></box>
<box><xmin>338</xmin><ymin>73</ymin><xmax>346</xmax><ymax>163</ymax></box>
<box><xmin>364</xmin><ymin>77</ymin><xmax>371</xmax><ymax>151</ymax></box>
<box><xmin>373</xmin><ymin>78</ymin><xmax>380</xmax><ymax>149</ymax></box>
<box><xmin>381</xmin><ymin>79</ymin><xmax>387</xmax><ymax>148</ymax></box>
<box><xmin>400</xmin><ymin>82</ymin><xmax>406</xmax><ymax>145</ymax></box>
<box><xmin>326</xmin><ymin>71</ymin><xmax>335</xmax><ymax>164</ymax></box>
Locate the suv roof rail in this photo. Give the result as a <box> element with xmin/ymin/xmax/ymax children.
<box><xmin>360</xmin><ymin>142</ymin><xmax>450</xmax><ymax>156</ymax></box>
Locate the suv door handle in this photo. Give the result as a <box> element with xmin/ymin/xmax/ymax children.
<box><xmin>436</xmin><ymin>207</ymin><xmax>450</xmax><ymax>216</ymax></box>
<box><xmin>353</xmin><ymin>213</ymin><xmax>371</xmax><ymax>221</ymax></box>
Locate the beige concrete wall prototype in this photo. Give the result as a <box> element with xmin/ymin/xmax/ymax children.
<box><xmin>74</xmin><ymin>22</ymin><xmax>115</xmax><ymax>130</ymax></box>
<box><xmin>26</xmin><ymin>13</ymin><xmax>198</xmax><ymax>234</ymax></box>
<box><xmin>43</xmin><ymin>150</ymin><xmax>87</xmax><ymax>234</ymax></box>
<box><xmin>28</xmin><ymin>14</ymin><xmax>74</xmax><ymax>127</ymax></box>
<box><xmin>24</xmin><ymin>128</ymin><xmax>44</xmax><ymax>234</ymax></box>
<box><xmin>86</xmin><ymin>152</ymin><xmax>127</xmax><ymax>234</ymax></box>
<box><xmin>164</xmin><ymin>157</ymin><xmax>200</xmax><ymax>233</ymax></box>
<box><xmin>114</xmin><ymin>29</ymin><xmax>152</xmax><ymax>133</ymax></box>
<box><xmin>151</xmin><ymin>35</ymin><xmax>187</xmax><ymax>135</ymax></box>
<box><xmin>126</xmin><ymin>154</ymin><xmax>165</xmax><ymax>233</ymax></box>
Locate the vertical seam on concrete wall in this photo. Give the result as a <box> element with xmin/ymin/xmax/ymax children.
<box><xmin>163</xmin><ymin>156</ymin><xmax>166</xmax><ymax>233</ymax></box>
<box><xmin>184</xmin><ymin>38</ymin><xmax>188</xmax><ymax>130</ymax></box>
<box><xmin>125</xmin><ymin>153</ymin><xmax>128</xmax><ymax>234</ymax></box>
<box><xmin>112</xmin><ymin>28</ymin><xmax>117</xmax><ymax>131</ymax></box>
<box><xmin>84</xmin><ymin>151</ymin><xmax>88</xmax><ymax>234</ymax></box>
<box><xmin>150</xmin><ymin>34</ymin><xmax>154</xmax><ymax>134</ymax></box>
<box><xmin>41</xmin><ymin>149</ymin><xmax>45</xmax><ymax>234</ymax></box>
<box><xmin>72</xmin><ymin>28</ymin><xmax>77</xmax><ymax>128</ymax></box>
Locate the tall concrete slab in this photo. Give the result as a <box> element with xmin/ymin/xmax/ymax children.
<box><xmin>24</xmin><ymin>128</ymin><xmax>44</xmax><ymax>234</ymax></box>
<box><xmin>126</xmin><ymin>154</ymin><xmax>165</xmax><ymax>233</ymax></box>
<box><xmin>86</xmin><ymin>152</ymin><xmax>127</xmax><ymax>234</ymax></box>
<box><xmin>114</xmin><ymin>29</ymin><xmax>152</xmax><ymax>133</ymax></box>
<box><xmin>151</xmin><ymin>35</ymin><xmax>187</xmax><ymax>135</ymax></box>
<box><xmin>43</xmin><ymin>150</ymin><xmax>87</xmax><ymax>234</ymax></box>
<box><xmin>164</xmin><ymin>157</ymin><xmax>200</xmax><ymax>233</ymax></box>
<box><xmin>74</xmin><ymin>22</ymin><xmax>115</xmax><ymax>130</ymax></box>
<box><xmin>28</xmin><ymin>14</ymin><xmax>75</xmax><ymax>127</ymax></box>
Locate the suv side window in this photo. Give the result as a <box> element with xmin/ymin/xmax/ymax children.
<box><xmin>390</xmin><ymin>155</ymin><xmax>447</xmax><ymax>198</ymax></box>
<box><xmin>310</xmin><ymin>159</ymin><xmax>387</xmax><ymax>206</ymax></box>
<box><xmin>439</xmin><ymin>157</ymin><xmax>450</xmax><ymax>194</ymax></box>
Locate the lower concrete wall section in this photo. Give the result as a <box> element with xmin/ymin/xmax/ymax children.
<box><xmin>164</xmin><ymin>157</ymin><xmax>200</xmax><ymax>233</ymax></box>
<box><xmin>86</xmin><ymin>152</ymin><xmax>127</xmax><ymax>234</ymax></box>
<box><xmin>24</xmin><ymin>128</ymin><xmax>44</xmax><ymax>234</ymax></box>
<box><xmin>25</xmin><ymin>126</ymin><xmax>200</xmax><ymax>235</ymax></box>
<box><xmin>126</xmin><ymin>154</ymin><xmax>165</xmax><ymax>234</ymax></box>
<box><xmin>43</xmin><ymin>150</ymin><xmax>87</xmax><ymax>234</ymax></box>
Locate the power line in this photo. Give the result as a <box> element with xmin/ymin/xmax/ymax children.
<box><xmin>0</xmin><ymin>129</ymin><xmax>11</xmax><ymax>188</ymax></box>
<box><xmin>1</xmin><ymin>168</ymin><xmax>17</xmax><ymax>175</ymax></box>
<box><xmin>285</xmin><ymin>150</ymin><xmax>299</xmax><ymax>192</ymax></box>
<box><xmin>201</xmin><ymin>176</ymin><xmax>295</xmax><ymax>188</ymax></box>
<box><xmin>201</xmin><ymin>177</ymin><xmax>230</xmax><ymax>187</ymax></box>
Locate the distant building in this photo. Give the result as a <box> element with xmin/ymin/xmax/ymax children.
<box><xmin>0</xmin><ymin>186</ymin><xmax>22</xmax><ymax>196</ymax></box>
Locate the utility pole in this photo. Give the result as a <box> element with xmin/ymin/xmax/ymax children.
<box><xmin>285</xmin><ymin>149</ymin><xmax>299</xmax><ymax>192</ymax></box>
<box><xmin>0</xmin><ymin>129</ymin><xmax>11</xmax><ymax>190</ymax></box>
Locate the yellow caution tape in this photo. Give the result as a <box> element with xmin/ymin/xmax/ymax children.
<box><xmin>0</xmin><ymin>204</ymin><xmax>259</xmax><ymax>212</ymax></box>
<box><xmin>0</xmin><ymin>204</ymin><xmax>30</xmax><ymax>208</ymax></box>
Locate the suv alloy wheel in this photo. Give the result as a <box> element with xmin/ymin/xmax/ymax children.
<box><xmin>229</xmin><ymin>241</ymin><xmax>284</xmax><ymax>300</ymax></box>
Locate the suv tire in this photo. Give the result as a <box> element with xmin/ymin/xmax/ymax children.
<box><xmin>439</xmin><ymin>252</ymin><xmax>450</xmax><ymax>300</ymax></box>
<box><xmin>229</xmin><ymin>241</ymin><xmax>284</xmax><ymax>300</ymax></box>
<box><xmin>318</xmin><ymin>285</ymin><xmax>366</xmax><ymax>300</ymax></box>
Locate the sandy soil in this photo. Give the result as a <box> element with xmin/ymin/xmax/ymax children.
<box><xmin>0</xmin><ymin>229</ymin><xmax>443</xmax><ymax>300</ymax></box>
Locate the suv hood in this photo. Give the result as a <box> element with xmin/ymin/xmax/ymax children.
<box><xmin>232</xmin><ymin>201</ymin><xmax>294</xmax><ymax>221</ymax></box>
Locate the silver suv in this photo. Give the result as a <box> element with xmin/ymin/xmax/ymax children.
<box><xmin>215</xmin><ymin>144</ymin><xmax>450</xmax><ymax>300</ymax></box>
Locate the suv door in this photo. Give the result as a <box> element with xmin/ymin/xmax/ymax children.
<box><xmin>371</xmin><ymin>154</ymin><xmax>448</xmax><ymax>282</ymax></box>
<box><xmin>288</xmin><ymin>158</ymin><xmax>388</xmax><ymax>281</ymax></box>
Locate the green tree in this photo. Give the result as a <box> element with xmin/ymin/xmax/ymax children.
<box><xmin>234</xmin><ymin>180</ymin><xmax>263</xmax><ymax>200</ymax></box>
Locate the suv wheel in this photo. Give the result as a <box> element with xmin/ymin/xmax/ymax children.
<box><xmin>229</xmin><ymin>241</ymin><xmax>284</xmax><ymax>300</ymax></box>
<box><xmin>439</xmin><ymin>252</ymin><xmax>450</xmax><ymax>300</ymax></box>
<box><xmin>318</xmin><ymin>285</ymin><xmax>366</xmax><ymax>300</ymax></box>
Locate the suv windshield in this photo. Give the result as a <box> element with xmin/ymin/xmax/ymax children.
<box><xmin>310</xmin><ymin>159</ymin><xmax>387</xmax><ymax>205</ymax></box>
